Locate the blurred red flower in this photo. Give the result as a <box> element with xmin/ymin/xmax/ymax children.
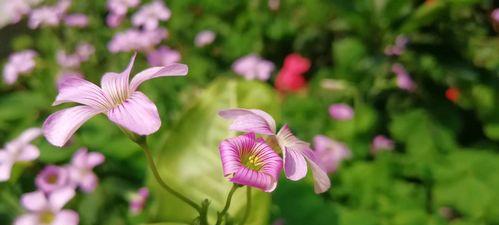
<box><xmin>445</xmin><ymin>87</ymin><xmax>460</xmax><ymax>102</ymax></box>
<box><xmin>275</xmin><ymin>53</ymin><xmax>310</xmax><ymax>92</ymax></box>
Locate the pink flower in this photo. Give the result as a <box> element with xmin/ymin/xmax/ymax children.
<box><xmin>106</xmin><ymin>13</ymin><xmax>124</xmax><ymax>28</ymax></box>
<box><xmin>232</xmin><ymin>54</ymin><xmax>275</xmax><ymax>81</ymax></box>
<box><xmin>328</xmin><ymin>103</ymin><xmax>354</xmax><ymax>121</ymax></box>
<box><xmin>14</xmin><ymin>187</ymin><xmax>78</xmax><ymax>225</ymax></box>
<box><xmin>132</xmin><ymin>1</ymin><xmax>170</xmax><ymax>30</ymax></box>
<box><xmin>219</xmin><ymin>108</ymin><xmax>331</xmax><ymax>193</ymax></box>
<box><xmin>384</xmin><ymin>35</ymin><xmax>409</xmax><ymax>56</ymax></box>
<box><xmin>57</xmin><ymin>43</ymin><xmax>95</xmax><ymax>69</ymax></box>
<box><xmin>3</xmin><ymin>50</ymin><xmax>37</xmax><ymax>85</ymax></box>
<box><xmin>268</xmin><ymin>0</ymin><xmax>280</xmax><ymax>11</ymax></box>
<box><xmin>146</xmin><ymin>45</ymin><xmax>181</xmax><ymax>66</ymax></box>
<box><xmin>0</xmin><ymin>128</ymin><xmax>41</xmax><ymax>182</ymax></box>
<box><xmin>28</xmin><ymin>0</ymin><xmax>69</xmax><ymax>29</ymax></box>
<box><xmin>64</xmin><ymin>13</ymin><xmax>88</xmax><ymax>28</ymax></box>
<box><xmin>313</xmin><ymin>135</ymin><xmax>351</xmax><ymax>173</ymax></box>
<box><xmin>492</xmin><ymin>8</ymin><xmax>499</xmax><ymax>23</ymax></box>
<box><xmin>35</xmin><ymin>165</ymin><xmax>70</xmax><ymax>193</ymax></box>
<box><xmin>371</xmin><ymin>135</ymin><xmax>394</xmax><ymax>154</ymax></box>
<box><xmin>275</xmin><ymin>54</ymin><xmax>310</xmax><ymax>92</ymax></box>
<box><xmin>107</xmin><ymin>0</ymin><xmax>139</xmax><ymax>16</ymax></box>
<box><xmin>56</xmin><ymin>73</ymin><xmax>84</xmax><ymax>90</ymax></box>
<box><xmin>43</xmin><ymin>54</ymin><xmax>188</xmax><ymax>147</ymax></box>
<box><xmin>392</xmin><ymin>63</ymin><xmax>416</xmax><ymax>92</ymax></box>
<box><xmin>129</xmin><ymin>187</ymin><xmax>149</xmax><ymax>214</ymax></box>
<box><xmin>75</xmin><ymin>43</ymin><xmax>95</xmax><ymax>61</ymax></box>
<box><xmin>2</xmin><ymin>0</ymin><xmax>31</xmax><ymax>25</ymax></box>
<box><xmin>219</xmin><ymin>133</ymin><xmax>283</xmax><ymax>192</ymax></box>
<box><xmin>68</xmin><ymin>148</ymin><xmax>104</xmax><ymax>192</ymax></box>
<box><xmin>194</xmin><ymin>30</ymin><xmax>216</xmax><ymax>47</ymax></box>
<box><xmin>108</xmin><ymin>28</ymin><xmax>168</xmax><ymax>53</ymax></box>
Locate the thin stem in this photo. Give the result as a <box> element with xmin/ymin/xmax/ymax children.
<box><xmin>240</xmin><ymin>187</ymin><xmax>252</xmax><ymax>225</ymax></box>
<box><xmin>215</xmin><ymin>184</ymin><xmax>240</xmax><ymax>225</ymax></box>
<box><xmin>137</xmin><ymin>140</ymin><xmax>201</xmax><ymax>212</ymax></box>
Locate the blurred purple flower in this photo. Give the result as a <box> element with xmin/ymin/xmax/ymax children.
<box><xmin>43</xmin><ymin>54</ymin><xmax>188</xmax><ymax>147</ymax></box>
<box><xmin>147</xmin><ymin>45</ymin><xmax>181</xmax><ymax>66</ymax></box>
<box><xmin>492</xmin><ymin>8</ymin><xmax>499</xmax><ymax>23</ymax></box>
<box><xmin>68</xmin><ymin>148</ymin><xmax>104</xmax><ymax>192</ymax></box>
<box><xmin>106</xmin><ymin>13</ymin><xmax>124</xmax><ymax>28</ymax></box>
<box><xmin>28</xmin><ymin>0</ymin><xmax>70</xmax><ymax>29</ymax></box>
<box><xmin>57</xmin><ymin>51</ymin><xmax>81</xmax><ymax>69</ymax></box>
<box><xmin>2</xmin><ymin>0</ymin><xmax>31</xmax><ymax>25</ymax></box>
<box><xmin>3</xmin><ymin>50</ymin><xmax>37</xmax><ymax>85</ymax></box>
<box><xmin>194</xmin><ymin>30</ymin><xmax>216</xmax><ymax>47</ymax></box>
<box><xmin>384</xmin><ymin>35</ymin><xmax>409</xmax><ymax>56</ymax></box>
<box><xmin>392</xmin><ymin>63</ymin><xmax>416</xmax><ymax>92</ymax></box>
<box><xmin>14</xmin><ymin>187</ymin><xmax>78</xmax><ymax>225</ymax></box>
<box><xmin>219</xmin><ymin>133</ymin><xmax>283</xmax><ymax>192</ymax></box>
<box><xmin>313</xmin><ymin>135</ymin><xmax>351</xmax><ymax>173</ymax></box>
<box><xmin>219</xmin><ymin>108</ymin><xmax>331</xmax><ymax>193</ymax></box>
<box><xmin>0</xmin><ymin>128</ymin><xmax>41</xmax><ymax>182</ymax></box>
<box><xmin>107</xmin><ymin>0</ymin><xmax>139</xmax><ymax>16</ymax></box>
<box><xmin>64</xmin><ymin>13</ymin><xmax>88</xmax><ymax>28</ymax></box>
<box><xmin>268</xmin><ymin>0</ymin><xmax>280</xmax><ymax>11</ymax></box>
<box><xmin>132</xmin><ymin>1</ymin><xmax>170</xmax><ymax>30</ymax></box>
<box><xmin>371</xmin><ymin>135</ymin><xmax>394</xmax><ymax>154</ymax></box>
<box><xmin>328</xmin><ymin>103</ymin><xmax>354</xmax><ymax>121</ymax></box>
<box><xmin>232</xmin><ymin>54</ymin><xmax>275</xmax><ymax>81</ymax></box>
<box><xmin>75</xmin><ymin>43</ymin><xmax>95</xmax><ymax>61</ymax></box>
<box><xmin>108</xmin><ymin>28</ymin><xmax>168</xmax><ymax>53</ymax></box>
<box><xmin>35</xmin><ymin>165</ymin><xmax>70</xmax><ymax>193</ymax></box>
<box><xmin>129</xmin><ymin>187</ymin><xmax>149</xmax><ymax>214</ymax></box>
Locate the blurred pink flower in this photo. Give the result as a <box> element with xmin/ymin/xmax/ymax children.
<box><xmin>392</xmin><ymin>63</ymin><xmax>415</xmax><ymax>92</ymax></box>
<box><xmin>35</xmin><ymin>165</ymin><xmax>70</xmax><ymax>193</ymax></box>
<box><xmin>2</xmin><ymin>0</ymin><xmax>31</xmax><ymax>25</ymax></box>
<box><xmin>328</xmin><ymin>103</ymin><xmax>354</xmax><ymax>121</ymax></box>
<box><xmin>107</xmin><ymin>0</ymin><xmax>139</xmax><ymax>16</ymax></box>
<box><xmin>371</xmin><ymin>135</ymin><xmax>394</xmax><ymax>154</ymax></box>
<box><xmin>384</xmin><ymin>35</ymin><xmax>409</xmax><ymax>56</ymax></box>
<box><xmin>129</xmin><ymin>187</ymin><xmax>149</xmax><ymax>214</ymax></box>
<box><xmin>232</xmin><ymin>54</ymin><xmax>275</xmax><ymax>81</ymax></box>
<box><xmin>219</xmin><ymin>108</ymin><xmax>331</xmax><ymax>193</ymax></box>
<box><xmin>147</xmin><ymin>45</ymin><xmax>181</xmax><ymax>66</ymax></box>
<box><xmin>56</xmin><ymin>43</ymin><xmax>94</xmax><ymax>69</ymax></box>
<box><xmin>275</xmin><ymin>53</ymin><xmax>310</xmax><ymax>92</ymax></box>
<box><xmin>3</xmin><ymin>50</ymin><xmax>37</xmax><ymax>85</ymax></box>
<box><xmin>0</xmin><ymin>128</ymin><xmax>41</xmax><ymax>182</ymax></box>
<box><xmin>75</xmin><ymin>43</ymin><xmax>95</xmax><ymax>61</ymax></box>
<box><xmin>492</xmin><ymin>8</ymin><xmax>499</xmax><ymax>23</ymax></box>
<box><xmin>219</xmin><ymin>133</ymin><xmax>283</xmax><ymax>192</ymax></box>
<box><xmin>268</xmin><ymin>0</ymin><xmax>280</xmax><ymax>11</ymax></box>
<box><xmin>132</xmin><ymin>1</ymin><xmax>170</xmax><ymax>30</ymax></box>
<box><xmin>108</xmin><ymin>28</ymin><xmax>168</xmax><ymax>53</ymax></box>
<box><xmin>43</xmin><ymin>54</ymin><xmax>188</xmax><ymax>147</ymax></box>
<box><xmin>106</xmin><ymin>13</ymin><xmax>124</xmax><ymax>27</ymax></box>
<box><xmin>194</xmin><ymin>30</ymin><xmax>216</xmax><ymax>47</ymax></box>
<box><xmin>313</xmin><ymin>135</ymin><xmax>351</xmax><ymax>173</ymax></box>
<box><xmin>64</xmin><ymin>13</ymin><xmax>88</xmax><ymax>28</ymax></box>
<box><xmin>68</xmin><ymin>148</ymin><xmax>104</xmax><ymax>192</ymax></box>
<box><xmin>14</xmin><ymin>187</ymin><xmax>78</xmax><ymax>225</ymax></box>
<box><xmin>28</xmin><ymin>0</ymin><xmax>70</xmax><ymax>29</ymax></box>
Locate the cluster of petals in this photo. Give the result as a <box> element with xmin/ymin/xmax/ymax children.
<box><xmin>384</xmin><ymin>35</ymin><xmax>409</xmax><ymax>56</ymax></box>
<box><xmin>0</xmin><ymin>0</ymin><xmax>32</xmax><ymax>26</ymax></box>
<box><xmin>219</xmin><ymin>108</ymin><xmax>331</xmax><ymax>193</ymax></box>
<box><xmin>57</xmin><ymin>43</ymin><xmax>95</xmax><ymax>69</ymax></box>
<box><xmin>194</xmin><ymin>30</ymin><xmax>216</xmax><ymax>47</ymax></box>
<box><xmin>43</xmin><ymin>53</ymin><xmax>188</xmax><ymax>147</ymax></box>
<box><xmin>129</xmin><ymin>187</ymin><xmax>149</xmax><ymax>214</ymax></box>
<box><xmin>232</xmin><ymin>54</ymin><xmax>275</xmax><ymax>81</ymax></box>
<box><xmin>106</xmin><ymin>0</ymin><xmax>139</xmax><ymax>27</ymax></box>
<box><xmin>3</xmin><ymin>50</ymin><xmax>37</xmax><ymax>85</ymax></box>
<box><xmin>108</xmin><ymin>28</ymin><xmax>167</xmax><ymax>53</ymax></box>
<box><xmin>64</xmin><ymin>13</ymin><xmax>88</xmax><ymax>28</ymax></box>
<box><xmin>147</xmin><ymin>45</ymin><xmax>181</xmax><ymax>66</ymax></box>
<box><xmin>0</xmin><ymin>128</ymin><xmax>41</xmax><ymax>181</ymax></box>
<box><xmin>391</xmin><ymin>63</ymin><xmax>416</xmax><ymax>92</ymax></box>
<box><xmin>275</xmin><ymin>53</ymin><xmax>310</xmax><ymax>92</ymax></box>
<box><xmin>328</xmin><ymin>103</ymin><xmax>354</xmax><ymax>121</ymax></box>
<box><xmin>313</xmin><ymin>135</ymin><xmax>351</xmax><ymax>173</ymax></box>
<box><xmin>371</xmin><ymin>135</ymin><xmax>394</xmax><ymax>154</ymax></box>
<box><xmin>28</xmin><ymin>0</ymin><xmax>70</xmax><ymax>29</ymax></box>
<box><xmin>132</xmin><ymin>1</ymin><xmax>170</xmax><ymax>30</ymax></box>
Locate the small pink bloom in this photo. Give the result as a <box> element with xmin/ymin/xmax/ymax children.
<box><xmin>392</xmin><ymin>63</ymin><xmax>416</xmax><ymax>92</ymax></box>
<box><xmin>108</xmin><ymin>28</ymin><xmax>168</xmax><ymax>53</ymax></box>
<box><xmin>57</xmin><ymin>50</ymin><xmax>81</xmax><ymax>69</ymax></box>
<box><xmin>0</xmin><ymin>128</ymin><xmax>41</xmax><ymax>182</ymax></box>
<box><xmin>75</xmin><ymin>43</ymin><xmax>95</xmax><ymax>61</ymax></box>
<box><xmin>219</xmin><ymin>108</ymin><xmax>331</xmax><ymax>193</ymax></box>
<box><xmin>129</xmin><ymin>187</ymin><xmax>149</xmax><ymax>214</ymax></box>
<box><xmin>64</xmin><ymin>13</ymin><xmax>88</xmax><ymax>28</ymax></box>
<box><xmin>43</xmin><ymin>53</ymin><xmax>188</xmax><ymax>147</ymax></box>
<box><xmin>268</xmin><ymin>0</ymin><xmax>280</xmax><ymax>11</ymax></box>
<box><xmin>328</xmin><ymin>104</ymin><xmax>354</xmax><ymax>121</ymax></box>
<box><xmin>232</xmin><ymin>54</ymin><xmax>275</xmax><ymax>81</ymax></box>
<box><xmin>68</xmin><ymin>148</ymin><xmax>104</xmax><ymax>192</ymax></box>
<box><xmin>492</xmin><ymin>8</ymin><xmax>499</xmax><ymax>23</ymax></box>
<box><xmin>3</xmin><ymin>50</ymin><xmax>37</xmax><ymax>85</ymax></box>
<box><xmin>107</xmin><ymin>0</ymin><xmax>139</xmax><ymax>16</ymax></box>
<box><xmin>35</xmin><ymin>165</ymin><xmax>70</xmax><ymax>193</ymax></box>
<box><xmin>313</xmin><ymin>135</ymin><xmax>351</xmax><ymax>173</ymax></box>
<box><xmin>28</xmin><ymin>0</ymin><xmax>69</xmax><ymax>29</ymax></box>
<box><xmin>371</xmin><ymin>135</ymin><xmax>394</xmax><ymax>154</ymax></box>
<box><xmin>14</xmin><ymin>187</ymin><xmax>78</xmax><ymax>225</ymax></box>
<box><xmin>384</xmin><ymin>35</ymin><xmax>409</xmax><ymax>56</ymax></box>
<box><xmin>146</xmin><ymin>45</ymin><xmax>181</xmax><ymax>66</ymax></box>
<box><xmin>282</xmin><ymin>53</ymin><xmax>310</xmax><ymax>74</ymax></box>
<box><xmin>106</xmin><ymin>13</ymin><xmax>124</xmax><ymax>28</ymax></box>
<box><xmin>132</xmin><ymin>1</ymin><xmax>170</xmax><ymax>30</ymax></box>
<box><xmin>219</xmin><ymin>133</ymin><xmax>282</xmax><ymax>192</ymax></box>
<box><xmin>194</xmin><ymin>30</ymin><xmax>216</xmax><ymax>47</ymax></box>
<box><xmin>2</xmin><ymin>0</ymin><xmax>31</xmax><ymax>25</ymax></box>
<box><xmin>275</xmin><ymin>53</ymin><xmax>310</xmax><ymax>92</ymax></box>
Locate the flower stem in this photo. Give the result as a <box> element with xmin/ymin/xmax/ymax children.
<box><xmin>215</xmin><ymin>184</ymin><xmax>240</xmax><ymax>225</ymax></box>
<box><xmin>135</xmin><ymin>137</ymin><xmax>201</xmax><ymax>213</ymax></box>
<box><xmin>240</xmin><ymin>187</ymin><xmax>252</xmax><ymax>225</ymax></box>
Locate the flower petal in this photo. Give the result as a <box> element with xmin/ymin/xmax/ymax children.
<box><xmin>106</xmin><ymin>91</ymin><xmax>161</xmax><ymax>135</ymax></box>
<box><xmin>218</xmin><ymin>108</ymin><xmax>276</xmax><ymax>135</ymax></box>
<box><xmin>282</xmin><ymin>147</ymin><xmax>307</xmax><ymax>181</ymax></box>
<box><xmin>13</xmin><ymin>214</ymin><xmax>38</xmax><ymax>225</ymax></box>
<box><xmin>15</xmin><ymin>128</ymin><xmax>42</xmax><ymax>144</ymax></box>
<box><xmin>302</xmin><ymin>149</ymin><xmax>331</xmax><ymax>193</ymax></box>
<box><xmin>21</xmin><ymin>191</ymin><xmax>48</xmax><ymax>212</ymax></box>
<box><xmin>43</xmin><ymin>106</ymin><xmax>101</xmax><ymax>147</ymax></box>
<box><xmin>276</xmin><ymin>124</ymin><xmax>310</xmax><ymax>151</ymax></box>
<box><xmin>53</xmin><ymin>75</ymin><xmax>111</xmax><ymax>109</ymax></box>
<box><xmin>230</xmin><ymin>167</ymin><xmax>277</xmax><ymax>192</ymax></box>
<box><xmin>52</xmin><ymin>210</ymin><xmax>79</xmax><ymax>225</ymax></box>
<box><xmin>101</xmin><ymin>53</ymin><xmax>136</xmax><ymax>104</ymax></box>
<box><xmin>17</xmin><ymin>145</ymin><xmax>40</xmax><ymax>161</ymax></box>
<box><xmin>87</xmin><ymin>152</ymin><xmax>105</xmax><ymax>168</ymax></box>
<box><xmin>49</xmin><ymin>187</ymin><xmax>75</xmax><ymax>210</ymax></box>
<box><xmin>129</xmin><ymin>63</ymin><xmax>188</xmax><ymax>91</ymax></box>
<box><xmin>0</xmin><ymin>152</ymin><xmax>13</xmax><ymax>181</ymax></box>
<box><xmin>79</xmin><ymin>173</ymin><xmax>98</xmax><ymax>193</ymax></box>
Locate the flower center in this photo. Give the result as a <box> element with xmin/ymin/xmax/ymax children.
<box><xmin>242</xmin><ymin>154</ymin><xmax>264</xmax><ymax>171</ymax></box>
<box><xmin>45</xmin><ymin>174</ymin><xmax>58</xmax><ymax>184</ymax></box>
<box><xmin>39</xmin><ymin>211</ymin><xmax>55</xmax><ymax>224</ymax></box>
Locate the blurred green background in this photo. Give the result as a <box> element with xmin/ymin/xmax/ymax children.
<box><xmin>1</xmin><ymin>0</ymin><xmax>499</xmax><ymax>224</ymax></box>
